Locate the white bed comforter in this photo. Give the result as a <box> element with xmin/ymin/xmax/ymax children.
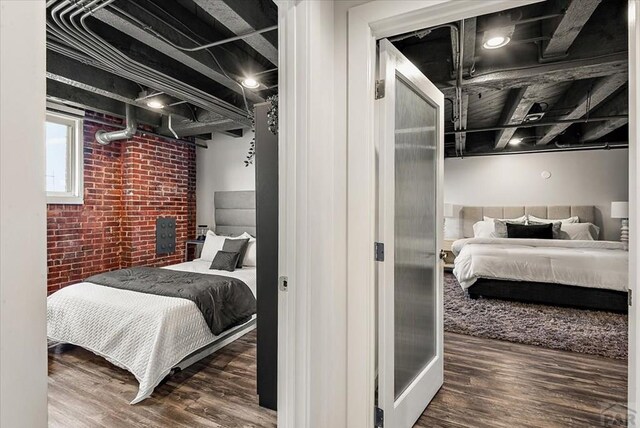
<box><xmin>47</xmin><ymin>260</ymin><xmax>257</xmax><ymax>404</ymax></box>
<box><xmin>452</xmin><ymin>238</ymin><xmax>628</xmax><ymax>291</ymax></box>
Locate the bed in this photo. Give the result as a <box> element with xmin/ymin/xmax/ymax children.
<box><xmin>47</xmin><ymin>191</ymin><xmax>258</xmax><ymax>404</ymax></box>
<box><xmin>451</xmin><ymin>205</ymin><xmax>629</xmax><ymax>312</ymax></box>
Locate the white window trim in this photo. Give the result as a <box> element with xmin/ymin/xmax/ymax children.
<box><xmin>45</xmin><ymin>111</ymin><xmax>83</xmax><ymax>205</ymax></box>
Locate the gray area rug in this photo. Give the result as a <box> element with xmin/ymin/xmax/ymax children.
<box><xmin>444</xmin><ymin>273</ymin><xmax>628</xmax><ymax>359</ymax></box>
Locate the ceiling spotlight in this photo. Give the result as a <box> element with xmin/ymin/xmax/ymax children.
<box><xmin>509</xmin><ymin>138</ymin><xmax>522</xmax><ymax>146</ymax></box>
<box><xmin>523</xmin><ymin>113</ymin><xmax>545</xmax><ymax>122</ymax></box>
<box><xmin>241</xmin><ymin>77</ymin><xmax>260</xmax><ymax>89</ymax></box>
<box><xmin>481</xmin><ymin>20</ymin><xmax>515</xmax><ymax>50</ymax></box>
<box><xmin>146</xmin><ymin>100</ymin><xmax>164</xmax><ymax>109</ymax></box>
<box><xmin>483</xmin><ymin>35</ymin><xmax>511</xmax><ymax>49</ymax></box>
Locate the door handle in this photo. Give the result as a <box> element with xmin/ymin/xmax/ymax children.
<box><xmin>439</xmin><ymin>249</ymin><xmax>447</xmax><ymax>260</ymax></box>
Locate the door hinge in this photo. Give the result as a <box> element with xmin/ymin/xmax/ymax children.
<box><xmin>374</xmin><ymin>242</ymin><xmax>385</xmax><ymax>262</ymax></box>
<box><xmin>629</xmin><ymin>289</ymin><xmax>632</xmax><ymax>306</ymax></box>
<box><xmin>375</xmin><ymin>79</ymin><xmax>385</xmax><ymax>99</ymax></box>
<box><xmin>374</xmin><ymin>406</ymin><xmax>384</xmax><ymax>427</ymax></box>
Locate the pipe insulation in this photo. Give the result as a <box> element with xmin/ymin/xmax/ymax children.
<box><xmin>95</xmin><ymin>103</ymin><xmax>137</xmax><ymax>145</ymax></box>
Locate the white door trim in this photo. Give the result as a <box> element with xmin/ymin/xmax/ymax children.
<box><xmin>276</xmin><ymin>2</ymin><xmax>308</xmax><ymax>427</ymax></box>
<box><xmin>277</xmin><ymin>2</ymin><xmax>347</xmax><ymax>427</ymax></box>
<box><xmin>628</xmin><ymin>1</ymin><xmax>639</xmax><ymax>425</ymax></box>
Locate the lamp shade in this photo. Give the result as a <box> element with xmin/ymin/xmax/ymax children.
<box><xmin>444</xmin><ymin>203</ymin><xmax>454</xmax><ymax>218</ymax></box>
<box><xmin>611</xmin><ymin>201</ymin><xmax>629</xmax><ymax>219</ymax></box>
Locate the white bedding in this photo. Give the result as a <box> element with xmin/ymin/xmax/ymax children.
<box><xmin>452</xmin><ymin>238</ymin><xmax>628</xmax><ymax>291</ymax></box>
<box><xmin>47</xmin><ymin>260</ymin><xmax>257</xmax><ymax>404</ymax></box>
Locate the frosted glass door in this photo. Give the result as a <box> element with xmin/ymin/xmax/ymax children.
<box><xmin>394</xmin><ymin>77</ymin><xmax>438</xmax><ymax>399</ymax></box>
<box><xmin>377</xmin><ymin>39</ymin><xmax>444</xmax><ymax>428</ymax></box>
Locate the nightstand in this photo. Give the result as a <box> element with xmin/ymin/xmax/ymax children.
<box><xmin>185</xmin><ymin>239</ymin><xmax>204</xmax><ymax>261</ymax></box>
<box><xmin>442</xmin><ymin>239</ymin><xmax>456</xmax><ymax>271</ymax></box>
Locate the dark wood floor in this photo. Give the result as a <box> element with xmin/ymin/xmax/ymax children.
<box><xmin>48</xmin><ymin>331</ymin><xmax>276</xmax><ymax>428</ymax></box>
<box><xmin>416</xmin><ymin>333</ymin><xmax>628</xmax><ymax>428</ymax></box>
<box><xmin>49</xmin><ymin>331</ymin><xmax>627</xmax><ymax>428</ymax></box>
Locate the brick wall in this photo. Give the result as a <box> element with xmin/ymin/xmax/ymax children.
<box><xmin>47</xmin><ymin>112</ymin><xmax>196</xmax><ymax>294</ymax></box>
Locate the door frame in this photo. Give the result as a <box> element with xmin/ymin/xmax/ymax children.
<box><xmin>346</xmin><ymin>1</ymin><xmax>639</xmax><ymax>427</ymax></box>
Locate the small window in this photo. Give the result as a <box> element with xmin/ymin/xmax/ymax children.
<box><xmin>45</xmin><ymin>112</ymin><xmax>83</xmax><ymax>204</ymax></box>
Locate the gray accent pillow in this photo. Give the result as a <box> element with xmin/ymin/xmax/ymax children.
<box><xmin>210</xmin><ymin>250</ymin><xmax>241</xmax><ymax>272</ymax></box>
<box><xmin>528</xmin><ymin>220</ymin><xmax>562</xmax><ymax>239</ymax></box>
<box><xmin>222</xmin><ymin>238</ymin><xmax>249</xmax><ymax>268</ymax></box>
<box><xmin>493</xmin><ymin>218</ymin><xmax>527</xmax><ymax>238</ymax></box>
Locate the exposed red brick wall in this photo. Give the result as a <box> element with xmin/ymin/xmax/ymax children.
<box><xmin>47</xmin><ymin>112</ymin><xmax>196</xmax><ymax>294</ymax></box>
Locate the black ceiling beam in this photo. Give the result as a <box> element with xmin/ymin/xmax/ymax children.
<box><xmin>47</xmin><ymin>50</ymin><xmax>197</xmax><ymax>120</ymax></box>
<box><xmin>536</xmin><ymin>73</ymin><xmax>627</xmax><ymax>145</ymax></box>
<box><xmin>541</xmin><ymin>0</ymin><xmax>602</xmax><ymax>59</ymax></box>
<box><xmin>580</xmin><ymin>89</ymin><xmax>628</xmax><ymax>142</ymax></box>
<box><xmin>85</xmin><ymin>18</ymin><xmax>251</xmax><ymax>126</ymax></box>
<box><xmin>46</xmin><ymin>79</ymin><xmax>162</xmax><ymax>128</ymax></box>
<box><xmin>92</xmin><ymin>2</ymin><xmax>264</xmax><ymax>104</ymax></box>
<box><xmin>438</xmin><ymin>52</ymin><xmax>627</xmax><ymax>97</ymax></box>
<box><xmin>192</xmin><ymin>0</ymin><xmax>278</xmax><ymax>66</ymax></box>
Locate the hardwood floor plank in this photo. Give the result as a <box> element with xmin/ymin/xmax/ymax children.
<box><xmin>415</xmin><ymin>333</ymin><xmax>627</xmax><ymax>428</ymax></box>
<box><xmin>48</xmin><ymin>330</ymin><xmax>625</xmax><ymax>427</ymax></box>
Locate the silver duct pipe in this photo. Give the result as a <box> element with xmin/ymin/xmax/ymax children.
<box><xmin>95</xmin><ymin>103</ymin><xmax>137</xmax><ymax>145</ymax></box>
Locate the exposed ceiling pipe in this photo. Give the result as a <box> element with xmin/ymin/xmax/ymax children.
<box><xmin>444</xmin><ymin>115</ymin><xmax>628</xmax><ymax>135</ymax></box>
<box><xmin>46</xmin><ymin>0</ymin><xmax>249</xmax><ymax>124</ymax></box>
<box><xmin>140</xmin><ymin>23</ymin><xmax>278</xmax><ymax>52</ymax></box>
<box><xmin>455</xmin><ymin>19</ymin><xmax>465</xmax><ymax>156</ymax></box>
<box><xmin>95</xmin><ymin>103</ymin><xmax>137</xmax><ymax>145</ymax></box>
<box><xmin>457</xmin><ymin>142</ymin><xmax>628</xmax><ymax>157</ymax></box>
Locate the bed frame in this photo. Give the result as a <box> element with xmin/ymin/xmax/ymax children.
<box><xmin>468</xmin><ymin>279</ymin><xmax>628</xmax><ymax>313</ymax></box>
<box><xmin>458</xmin><ymin>205</ymin><xmax>628</xmax><ymax>313</ymax></box>
<box><xmin>173</xmin><ymin>190</ymin><xmax>257</xmax><ymax>371</ymax></box>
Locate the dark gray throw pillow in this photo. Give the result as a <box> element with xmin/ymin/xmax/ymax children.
<box><xmin>210</xmin><ymin>250</ymin><xmax>241</xmax><ymax>272</ymax></box>
<box><xmin>222</xmin><ymin>238</ymin><xmax>249</xmax><ymax>268</ymax></box>
<box><xmin>506</xmin><ymin>222</ymin><xmax>553</xmax><ymax>239</ymax></box>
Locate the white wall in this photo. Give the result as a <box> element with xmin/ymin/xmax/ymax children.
<box><xmin>444</xmin><ymin>149</ymin><xmax>629</xmax><ymax>241</ymax></box>
<box><xmin>0</xmin><ymin>1</ymin><xmax>49</xmax><ymax>427</ymax></box>
<box><xmin>196</xmin><ymin>132</ymin><xmax>255</xmax><ymax>228</ymax></box>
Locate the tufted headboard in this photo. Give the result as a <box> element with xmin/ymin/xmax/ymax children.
<box><xmin>460</xmin><ymin>205</ymin><xmax>600</xmax><ymax>239</ymax></box>
<box><xmin>214</xmin><ymin>191</ymin><xmax>256</xmax><ymax>236</ymax></box>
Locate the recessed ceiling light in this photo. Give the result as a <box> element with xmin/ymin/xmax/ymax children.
<box><xmin>241</xmin><ymin>77</ymin><xmax>260</xmax><ymax>89</ymax></box>
<box><xmin>147</xmin><ymin>100</ymin><xmax>164</xmax><ymax>109</ymax></box>
<box><xmin>523</xmin><ymin>112</ymin><xmax>545</xmax><ymax>122</ymax></box>
<box><xmin>509</xmin><ymin>138</ymin><xmax>522</xmax><ymax>146</ymax></box>
<box><xmin>483</xmin><ymin>35</ymin><xmax>511</xmax><ymax>49</ymax></box>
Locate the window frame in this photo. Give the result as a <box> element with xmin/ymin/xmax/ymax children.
<box><xmin>45</xmin><ymin>111</ymin><xmax>83</xmax><ymax>205</ymax></box>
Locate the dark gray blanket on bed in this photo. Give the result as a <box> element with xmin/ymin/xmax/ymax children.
<box><xmin>85</xmin><ymin>267</ymin><xmax>256</xmax><ymax>335</ymax></box>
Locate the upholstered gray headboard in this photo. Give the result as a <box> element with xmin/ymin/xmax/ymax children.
<box><xmin>214</xmin><ymin>191</ymin><xmax>256</xmax><ymax>236</ymax></box>
<box><xmin>460</xmin><ymin>205</ymin><xmax>600</xmax><ymax>238</ymax></box>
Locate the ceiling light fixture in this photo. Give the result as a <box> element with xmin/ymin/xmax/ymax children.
<box><xmin>481</xmin><ymin>21</ymin><xmax>515</xmax><ymax>50</ymax></box>
<box><xmin>509</xmin><ymin>138</ymin><xmax>522</xmax><ymax>146</ymax></box>
<box><xmin>483</xmin><ymin>35</ymin><xmax>511</xmax><ymax>49</ymax></box>
<box><xmin>241</xmin><ymin>77</ymin><xmax>260</xmax><ymax>89</ymax></box>
<box><xmin>146</xmin><ymin>100</ymin><xmax>164</xmax><ymax>109</ymax></box>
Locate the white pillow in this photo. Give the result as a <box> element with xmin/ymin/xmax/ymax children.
<box><xmin>483</xmin><ymin>215</ymin><xmax>526</xmax><ymax>223</ymax></box>
<box><xmin>200</xmin><ymin>230</ymin><xmax>227</xmax><ymax>261</ymax></box>
<box><xmin>559</xmin><ymin>223</ymin><xmax>600</xmax><ymax>240</ymax></box>
<box><xmin>473</xmin><ymin>220</ymin><xmax>497</xmax><ymax>238</ymax></box>
<box><xmin>527</xmin><ymin>215</ymin><xmax>579</xmax><ymax>224</ymax></box>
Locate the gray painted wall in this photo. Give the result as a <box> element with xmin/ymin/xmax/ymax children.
<box><xmin>444</xmin><ymin>149</ymin><xmax>629</xmax><ymax>241</ymax></box>
<box><xmin>196</xmin><ymin>132</ymin><xmax>255</xmax><ymax>230</ymax></box>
